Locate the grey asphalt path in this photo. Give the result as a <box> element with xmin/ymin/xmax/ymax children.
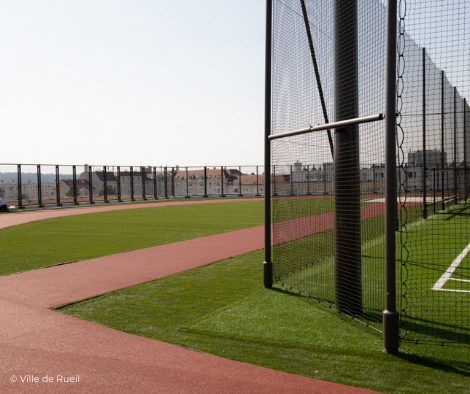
<box><xmin>0</xmin><ymin>201</ymin><xmax>382</xmax><ymax>394</ymax></box>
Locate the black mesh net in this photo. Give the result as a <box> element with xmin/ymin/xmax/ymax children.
<box><xmin>270</xmin><ymin>0</ymin><xmax>470</xmax><ymax>344</ymax></box>
<box><xmin>398</xmin><ymin>0</ymin><xmax>470</xmax><ymax>346</ymax></box>
<box><xmin>271</xmin><ymin>0</ymin><xmax>387</xmax><ymax>330</ymax></box>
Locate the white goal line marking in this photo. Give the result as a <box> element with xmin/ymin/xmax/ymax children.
<box><xmin>432</xmin><ymin>242</ymin><xmax>470</xmax><ymax>293</ymax></box>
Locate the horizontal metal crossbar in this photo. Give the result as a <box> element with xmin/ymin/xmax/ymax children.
<box><xmin>268</xmin><ymin>113</ymin><xmax>384</xmax><ymax>141</ymax></box>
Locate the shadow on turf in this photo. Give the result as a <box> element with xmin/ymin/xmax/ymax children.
<box><xmin>392</xmin><ymin>352</ymin><xmax>470</xmax><ymax>378</ymax></box>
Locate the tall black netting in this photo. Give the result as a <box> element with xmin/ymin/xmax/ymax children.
<box><xmin>271</xmin><ymin>0</ymin><xmax>388</xmax><ymax>330</ymax></box>
<box><xmin>399</xmin><ymin>0</ymin><xmax>470</xmax><ymax>346</ymax></box>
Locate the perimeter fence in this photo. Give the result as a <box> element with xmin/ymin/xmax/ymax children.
<box><xmin>268</xmin><ymin>0</ymin><xmax>469</xmax><ymax>348</ymax></box>
<box><xmin>0</xmin><ymin>164</ymin><xmax>266</xmax><ymax>209</ymax></box>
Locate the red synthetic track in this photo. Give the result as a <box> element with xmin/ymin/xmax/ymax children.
<box><xmin>0</xmin><ymin>200</ymin><xmax>382</xmax><ymax>394</ymax></box>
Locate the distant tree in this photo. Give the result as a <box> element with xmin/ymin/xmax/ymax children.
<box><xmin>99</xmin><ymin>185</ymin><xmax>116</xmax><ymax>197</ymax></box>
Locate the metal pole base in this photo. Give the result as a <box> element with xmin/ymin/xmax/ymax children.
<box><xmin>383</xmin><ymin>310</ymin><xmax>399</xmax><ymax>354</ymax></box>
<box><xmin>263</xmin><ymin>261</ymin><xmax>273</xmax><ymax>289</ymax></box>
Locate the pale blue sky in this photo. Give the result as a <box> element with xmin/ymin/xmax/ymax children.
<box><xmin>0</xmin><ymin>0</ymin><xmax>265</xmax><ymax>167</ymax></box>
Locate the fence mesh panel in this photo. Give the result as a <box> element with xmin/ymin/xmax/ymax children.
<box><xmin>399</xmin><ymin>0</ymin><xmax>470</xmax><ymax>346</ymax></box>
<box><xmin>271</xmin><ymin>0</ymin><xmax>470</xmax><ymax>345</ymax></box>
<box><xmin>271</xmin><ymin>0</ymin><xmax>387</xmax><ymax>330</ymax></box>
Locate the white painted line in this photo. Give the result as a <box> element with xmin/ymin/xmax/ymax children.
<box><xmin>449</xmin><ymin>278</ymin><xmax>470</xmax><ymax>283</ymax></box>
<box><xmin>432</xmin><ymin>242</ymin><xmax>470</xmax><ymax>292</ymax></box>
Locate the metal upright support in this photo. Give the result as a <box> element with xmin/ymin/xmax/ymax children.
<box><xmin>17</xmin><ymin>164</ymin><xmax>24</xmax><ymax>209</ymax></box>
<box><xmin>130</xmin><ymin>166</ymin><xmax>135</xmax><ymax>201</ymax></box>
<box><xmin>220</xmin><ymin>166</ymin><xmax>226</xmax><ymax>197</ymax></box>
<box><xmin>454</xmin><ymin>87</ymin><xmax>458</xmax><ymax>205</ymax></box>
<box><xmin>171</xmin><ymin>167</ymin><xmax>176</xmax><ymax>198</ymax></box>
<box><xmin>103</xmin><ymin>166</ymin><xmax>109</xmax><ymax>203</ymax></box>
<box><xmin>153</xmin><ymin>167</ymin><xmax>158</xmax><ymax>200</ymax></box>
<box><xmin>334</xmin><ymin>0</ymin><xmax>362</xmax><ymax>318</ymax></box>
<box><xmin>163</xmin><ymin>167</ymin><xmax>168</xmax><ymax>199</ymax></box>
<box><xmin>73</xmin><ymin>165</ymin><xmax>78</xmax><ymax>205</ymax></box>
<box><xmin>422</xmin><ymin>48</ymin><xmax>427</xmax><ymax>219</ymax></box>
<box><xmin>89</xmin><ymin>166</ymin><xmax>95</xmax><ymax>204</ymax></box>
<box><xmin>117</xmin><ymin>166</ymin><xmax>122</xmax><ymax>202</ymax></box>
<box><xmin>203</xmin><ymin>166</ymin><xmax>208</xmax><ymax>198</ymax></box>
<box><xmin>441</xmin><ymin>71</ymin><xmax>446</xmax><ymax>211</ymax></box>
<box><xmin>256</xmin><ymin>166</ymin><xmax>261</xmax><ymax>196</ymax></box>
<box><xmin>56</xmin><ymin>165</ymin><xmax>62</xmax><ymax>207</ymax></box>
<box><xmin>272</xmin><ymin>165</ymin><xmax>277</xmax><ymax>196</ymax></box>
<box><xmin>263</xmin><ymin>0</ymin><xmax>273</xmax><ymax>289</ymax></box>
<box><xmin>290</xmin><ymin>165</ymin><xmax>294</xmax><ymax>196</ymax></box>
<box><xmin>307</xmin><ymin>165</ymin><xmax>311</xmax><ymax>195</ymax></box>
<box><xmin>142</xmin><ymin>167</ymin><xmax>147</xmax><ymax>201</ymax></box>
<box><xmin>465</xmin><ymin>100</ymin><xmax>468</xmax><ymax>201</ymax></box>
<box><xmin>185</xmin><ymin>167</ymin><xmax>190</xmax><ymax>198</ymax></box>
<box><xmin>37</xmin><ymin>165</ymin><xmax>44</xmax><ymax>207</ymax></box>
<box><xmin>238</xmin><ymin>166</ymin><xmax>243</xmax><ymax>197</ymax></box>
<box><xmin>383</xmin><ymin>0</ymin><xmax>399</xmax><ymax>354</ymax></box>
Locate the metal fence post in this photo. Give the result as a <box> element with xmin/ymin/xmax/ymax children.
<box><xmin>441</xmin><ymin>70</ymin><xmax>446</xmax><ymax>211</ymax></box>
<box><xmin>203</xmin><ymin>166</ymin><xmax>208</xmax><ymax>197</ymax></box>
<box><xmin>164</xmin><ymin>166</ymin><xmax>168</xmax><ymax>199</ymax></box>
<box><xmin>56</xmin><ymin>165</ymin><xmax>62</xmax><ymax>207</ymax></box>
<box><xmin>73</xmin><ymin>165</ymin><xmax>78</xmax><ymax>205</ymax></box>
<box><xmin>153</xmin><ymin>167</ymin><xmax>158</xmax><ymax>200</ymax></box>
<box><xmin>89</xmin><ymin>166</ymin><xmax>94</xmax><ymax>204</ymax></box>
<box><xmin>37</xmin><ymin>164</ymin><xmax>44</xmax><ymax>207</ymax></box>
<box><xmin>117</xmin><ymin>166</ymin><xmax>122</xmax><ymax>202</ymax></box>
<box><xmin>256</xmin><ymin>166</ymin><xmax>261</xmax><ymax>196</ymax></box>
<box><xmin>142</xmin><ymin>166</ymin><xmax>147</xmax><ymax>201</ymax></box>
<box><xmin>220</xmin><ymin>166</ymin><xmax>226</xmax><ymax>197</ymax></box>
<box><xmin>130</xmin><ymin>166</ymin><xmax>135</xmax><ymax>201</ymax></box>
<box><xmin>185</xmin><ymin>167</ymin><xmax>190</xmax><ymax>198</ymax></box>
<box><xmin>263</xmin><ymin>0</ymin><xmax>273</xmax><ymax>289</ymax></box>
<box><xmin>383</xmin><ymin>0</ymin><xmax>399</xmax><ymax>354</ymax></box>
<box><xmin>422</xmin><ymin>47</ymin><xmax>427</xmax><ymax>219</ymax></box>
<box><xmin>334</xmin><ymin>0</ymin><xmax>362</xmax><ymax>317</ymax></box>
<box><xmin>238</xmin><ymin>166</ymin><xmax>243</xmax><ymax>197</ymax></box>
<box><xmin>454</xmin><ymin>87</ymin><xmax>458</xmax><ymax>205</ymax></box>
<box><xmin>17</xmin><ymin>164</ymin><xmax>24</xmax><ymax>209</ymax></box>
<box><xmin>103</xmin><ymin>166</ymin><xmax>108</xmax><ymax>203</ymax></box>
<box><xmin>171</xmin><ymin>167</ymin><xmax>176</xmax><ymax>198</ymax></box>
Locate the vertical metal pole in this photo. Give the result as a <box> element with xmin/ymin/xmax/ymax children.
<box><xmin>290</xmin><ymin>165</ymin><xmax>294</xmax><ymax>195</ymax></box>
<box><xmin>383</xmin><ymin>0</ymin><xmax>399</xmax><ymax>354</ymax></box>
<box><xmin>153</xmin><ymin>167</ymin><xmax>158</xmax><ymax>199</ymax></box>
<box><xmin>220</xmin><ymin>166</ymin><xmax>226</xmax><ymax>197</ymax></box>
<box><xmin>56</xmin><ymin>165</ymin><xmax>62</xmax><ymax>206</ymax></box>
<box><xmin>238</xmin><ymin>166</ymin><xmax>243</xmax><ymax>197</ymax></box>
<box><xmin>142</xmin><ymin>167</ymin><xmax>147</xmax><ymax>201</ymax></box>
<box><xmin>263</xmin><ymin>0</ymin><xmax>273</xmax><ymax>289</ymax></box>
<box><xmin>89</xmin><ymin>166</ymin><xmax>95</xmax><ymax>204</ymax></box>
<box><xmin>117</xmin><ymin>166</ymin><xmax>122</xmax><ymax>202</ymax></box>
<box><xmin>454</xmin><ymin>87</ymin><xmax>458</xmax><ymax>205</ymax></box>
<box><xmin>441</xmin><ymin>71</ymin><xmax>446</xmax><ymax>211</ymax></box>
<box><xmin>203</xmin><ymin>166</ymin><xmax>208</xmax><ymax>198</ymax></box>
<box><xmin>130</xmin><ymin>166</ymin><xmax>135</xmax><ymax>201</ymax></box>
<box><xmin>334</xmin><ymin>0</ymin><xmax>362</xmax><ymax>317</ymax></box>
<box><xmin>272</xmin><ymin>165</ymin><xmax>277</xmax><ymax>196</ymax></box>
<box><xmin>17</xmin><ymin>164</ymin><xmax>24</xmax><ymax>209</ymax></box>
<box><xmin>433</xmin><ymin>168</ymin><xmax>436</xmax><ymax>214</ymax></box>
<box><xmin>465</xmin><ymin>100</ymin><xmax>468</xmax><ymax>201</ymax></box>
<box><xmin>307</xmin><ymin>165</ymin><xmax>311</xmax><ymax>195</ymax></box>
<box><xmin>422</xmin><ymin>48</ymin><xmax>427</xmax><ymax>219</ymax></box>
<box><xmin>171</xmin><ymin>167</ymin><xmax>176</xmax><ymax>198</ymax></box>
<box><xmin>185</xmin><ymin>167</ymin><xmax>190</xmax><ymax>198</ymax></box>
<box><xmin>73</xmin><ymin>165</ymin><xmax>78</xmax><ymax>205</ymax></box>
<box><xmin>323</xmin><ymin>165</ymin><xmax>327</xmax><ymax>195</ymax></box>
<box><xmin>103</xmin><ymin>166</ymin><xmax>108</xmax><ymax>203</ymax></box>
<box><xmin>256</xmin><ymin>166</ymin><xmax>261</xmax><ymax>196</ymax></box>
<box><xmin>37</xmin><ymin>165</ymin><xmax>44</xmax><ymax>207</ymax></box>
<box><xmin>373</xmin><ymin>166</ymin><xmax>376</xmax><ymax>193</ymax></box>
<box><xmin>163</xmin><ymin>166</ymin><xmax>168</xmax><ymax>199</ymax></box>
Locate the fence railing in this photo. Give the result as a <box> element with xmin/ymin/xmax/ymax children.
<box><xmin>0</xmin><ymin>164</ymin><xmax>268</xmax><ymax>209</ymax></box>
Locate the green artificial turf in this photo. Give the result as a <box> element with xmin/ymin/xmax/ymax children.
<box><xmin>58</xmin><ymin>249</ymin><xmax>470</xmax><ymax>394</ymax></box>
<box><xmin>0</xmin><ymin>200</ymin><xmax>263</xmax><ymax>276</ymax></box>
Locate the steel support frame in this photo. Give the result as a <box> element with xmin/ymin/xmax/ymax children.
<box><xmin>383</xmin><ymin>0</ymin><xmax>399</xmax><ymax>354</ymax></box>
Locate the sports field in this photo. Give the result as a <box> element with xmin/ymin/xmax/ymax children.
<box><xmin>3</xmin><ymin>198</ymin><xmax>470</xmax><ymax>393</ymax></box>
